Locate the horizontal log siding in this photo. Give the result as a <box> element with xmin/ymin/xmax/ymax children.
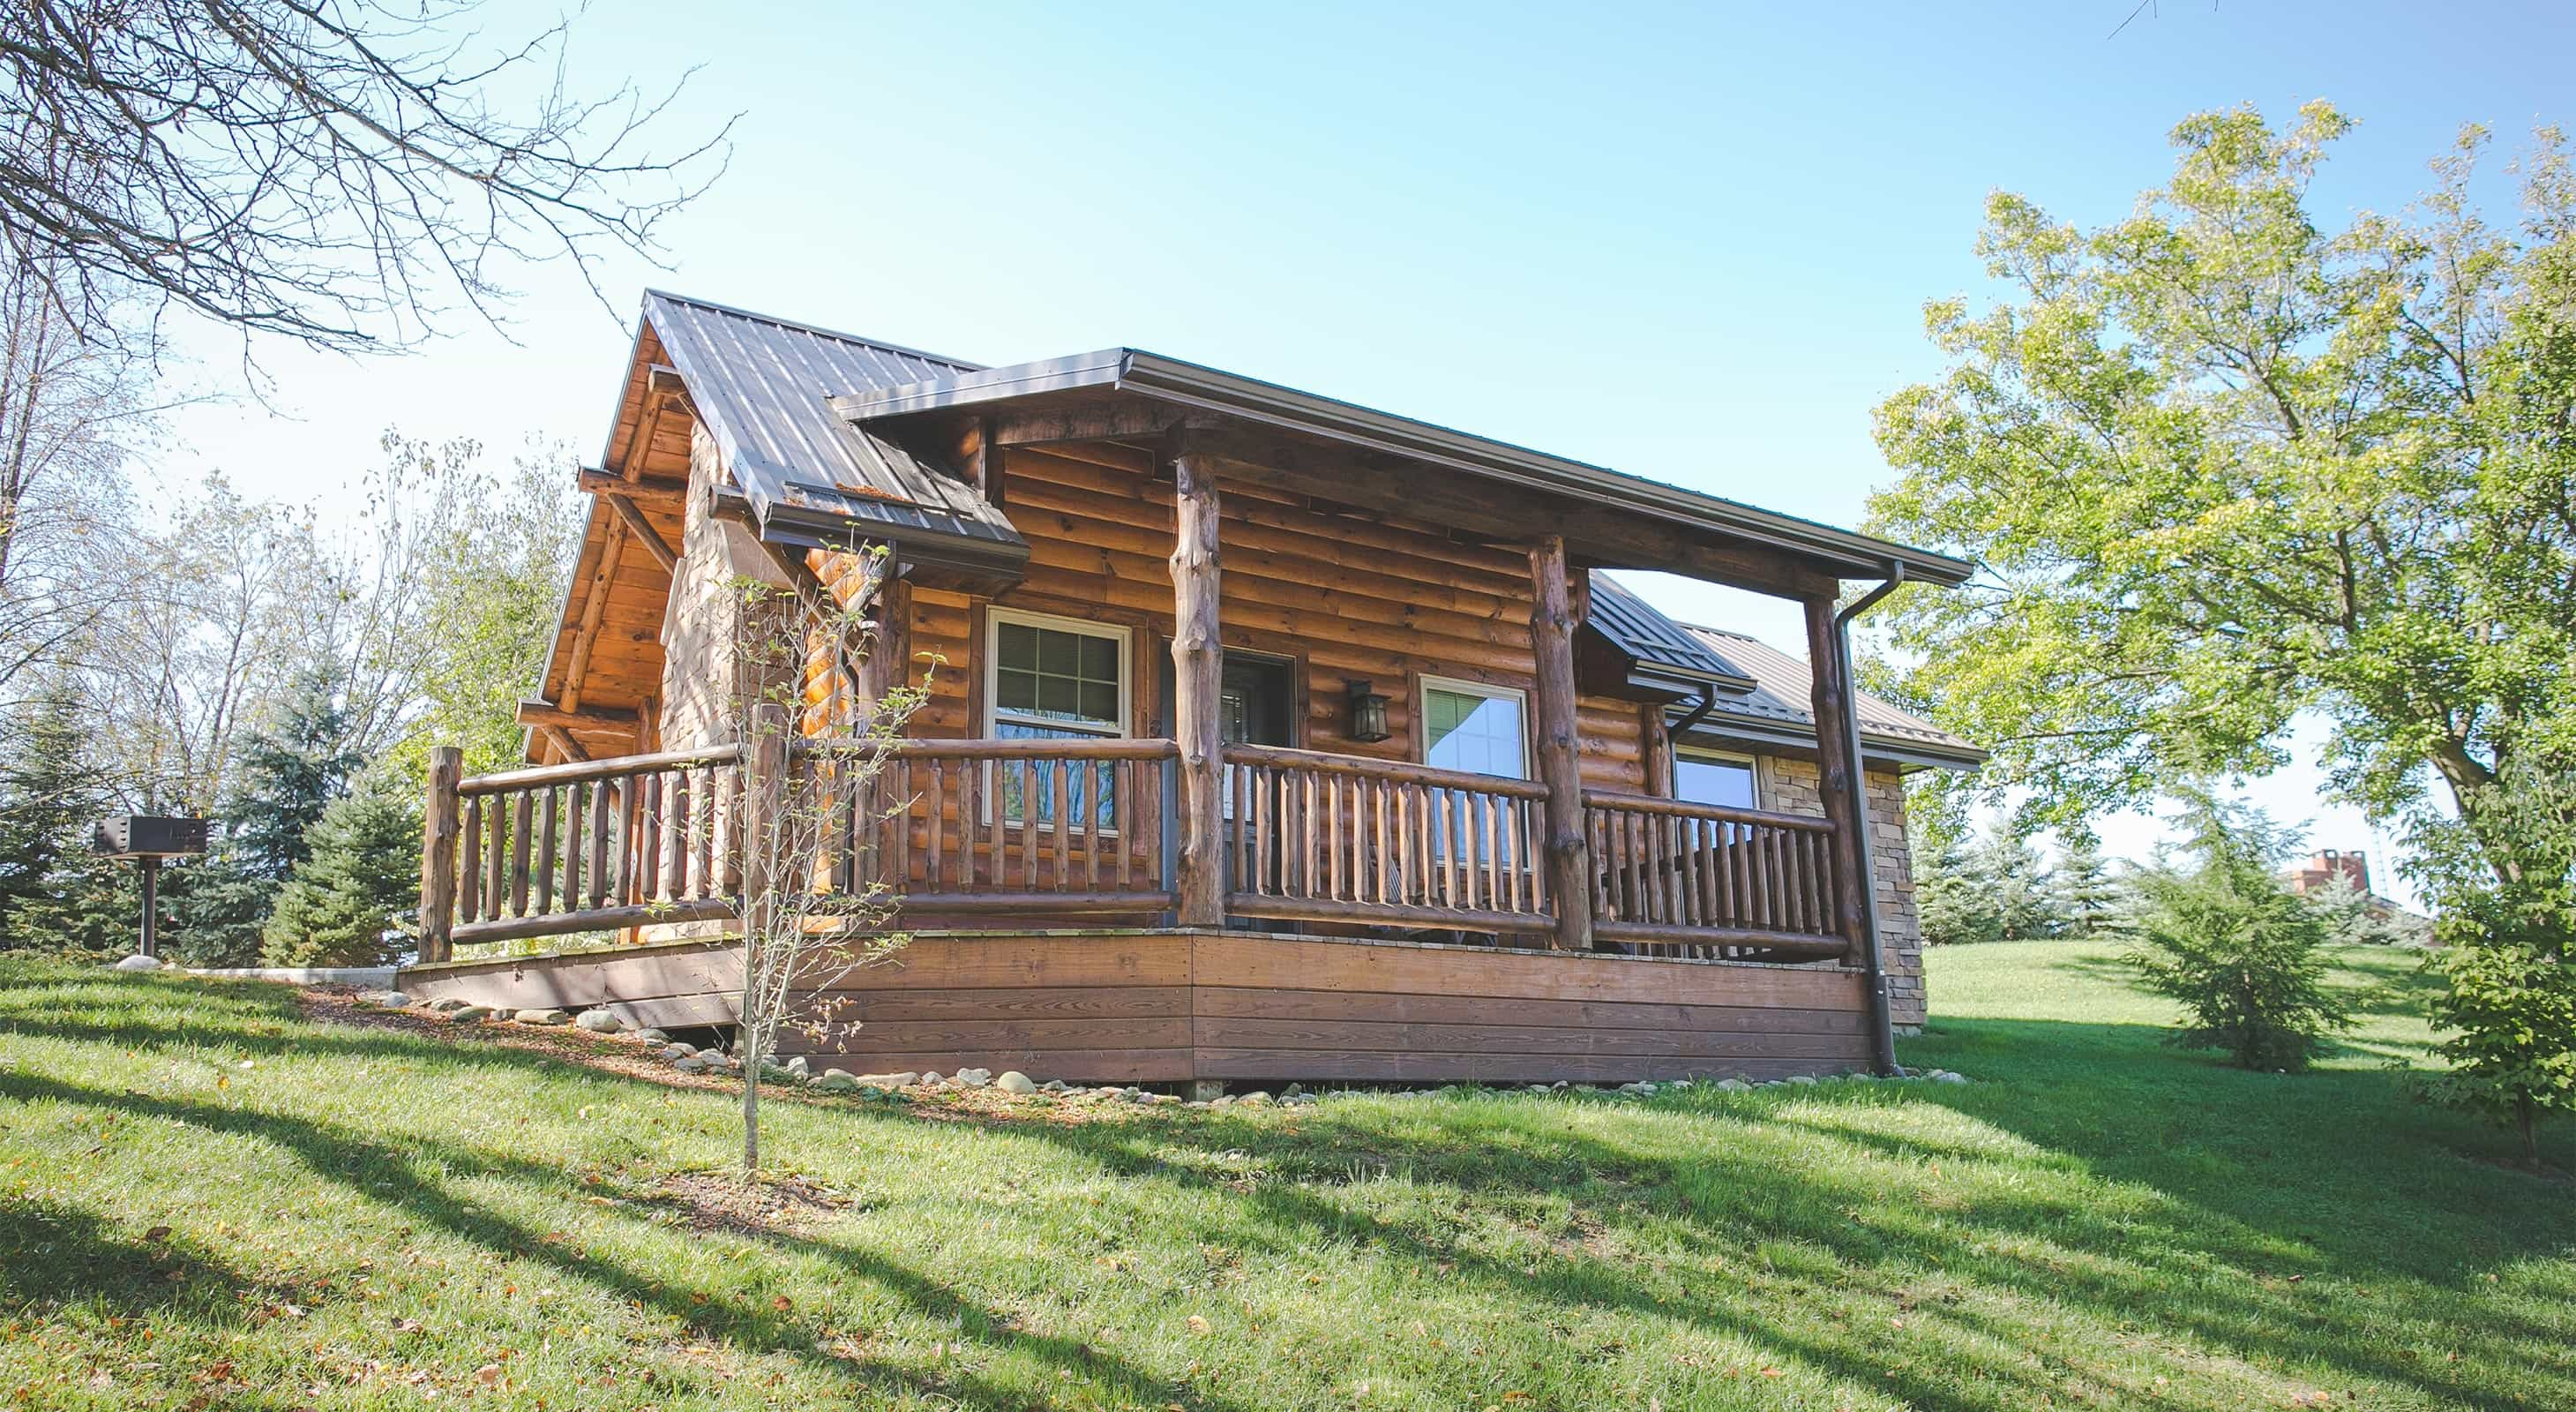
<box><xmin>775</xmin><ymin>930</ymin><xmax>1871</xmax><ymax>1084</ymax></box>
<box><xmin>822</xmin><ymin>442</ymin><xmax>1647</xmax><ymax>792</ymax></box>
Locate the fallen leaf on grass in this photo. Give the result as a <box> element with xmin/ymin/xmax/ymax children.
<box><xmin>1186</xmin><ymin>1315</ymin><xmax>1209</xmax><ymax>1333</ymax></box>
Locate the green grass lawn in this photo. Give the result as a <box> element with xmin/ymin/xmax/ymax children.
<box><xmin>1</xmin><ymin>942</ymin><xmax>2568</xmax><ymax>1411</ymax></box>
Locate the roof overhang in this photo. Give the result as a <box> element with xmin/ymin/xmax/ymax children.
<box><xmin>1675</xmin><ymin>714</ymin><xmax>1990</xmax><ymax>773</ymax></box>
<box><xmin>834</xmin><ymin>349</ymin><xmax>1973</xmax><ymax>589</ymax></box>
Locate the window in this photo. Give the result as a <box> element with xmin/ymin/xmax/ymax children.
<box><xmin>1419</xmin><ymin>677</ymin><xmax>1527</xmax><ymax>779</ymax></box>
<box><xmin>985</xmin><ymin>609</ymin><xmax>1130</xmax><ymax>828</ymax></box>
<box><xmin>1674</xmin><ymin>749</ymin><xmax>1759</xmax><ymax>810</ymax></box>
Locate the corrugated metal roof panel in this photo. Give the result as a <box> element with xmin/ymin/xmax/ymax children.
<box><xmin>1587</xmin><ymin>573</ymin><xmax>1752</xmax><ymax>685</ymax></box>
<box><xmin>1677</xmin><ymin>623</ymin><xmax>1984</xmax><ymax>762</ymax></box>
<box><xmin>638</xmin><ymin>291</ymin><xmax>1024</xmax><ymax>552</ymax></box>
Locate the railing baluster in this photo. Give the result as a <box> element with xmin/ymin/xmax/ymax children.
<box><xmin>927</xmin><ymin>757</ymin><xmax>947</xmax><ymax>892</ymax></box>
<box><xmin>562</xmin><ymin>781</ymin><xmax>585</xmax><ymax>913</ymax></box>
<box><xmin>1052</xmin><ymin>757</ymin><xmax>1070</xmax><ymax>892</ymax></box>
<box><xmin>535</xmin><ymin>786</ymin><xmax>558</xmax><ymax>914</ymax></box>
<box><xmin>459</xmin><ymin>797</ymin><xmax>483</xmax><ymax>924</ymax></box>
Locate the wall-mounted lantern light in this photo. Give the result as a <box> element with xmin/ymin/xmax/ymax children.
<box><xmin>1344</xmin><ymin>679</ymin><xmax>1390</xmax><ymax>743</ymax></box>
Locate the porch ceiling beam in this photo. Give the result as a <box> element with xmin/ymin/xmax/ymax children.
<box><xmin>517</xmin><ymin>699</ymin><xmax>640</xmax><ymax>732</ymax></box>
<box><xmin>578</xmin><ymin>468</ymin><xmax>686</xmax><ymax>506</ymax></box>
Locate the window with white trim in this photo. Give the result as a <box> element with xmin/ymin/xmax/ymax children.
<box><xmin>1674</xmin><ymin>748</ymin><xmax>1760</xmax><ymax>810</ymax></box>
<box><xmin>985</xmin><ymin>608</ymin><xmax>1130</xmax><ymax>828</ymax></box>
<box><xmin>1419</xmin><ymin>676</ymin><xmax>1527</xmax><ymax>779</ymax></box>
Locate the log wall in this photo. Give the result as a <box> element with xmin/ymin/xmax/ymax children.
<box><xmin>812</xmin><ymin>441</ymin><xmax>1648</xmax><ymax>792</ymax></box>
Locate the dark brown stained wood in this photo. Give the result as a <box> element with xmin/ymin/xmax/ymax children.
<box><xmin>418</xmin><ymin>746</ymin><xmax>461</xmax><ymax>962</ymax></box>
<box><xmin>401</xmin><ymin>927</ymin><xmax>1874</xmax><ymax>1083</ymax></box>
<box><xmin>811</xmin><ymin>1016</ymin><xmax>1194</xmax><ymax>1054</ymax></box>
<box><xmin>820</xmin><ymin>934</ymin><xmax>1195</xmax><ymax>991</ymax></box>
<box><xmin>1168</xmin><ymin>440</ymin><xmax>1224</xmax><ymax>926</ymax></box>
<box><xmin>839</xmin><ymin>985</ymin><xmax>1192</xmax><ymax>1022</ymax></box>
<box><xmin>1191</xmin><ymin>985</ymin><xmax>1866</xmax><ymax>1034</ymax></box>
<box><xmin>596</xmin><ymin>991</ymin><xmax>742</xmax><ymax>1031</ymax></box>
<box><xmin>1802</xmin><ymin>596</ymin><xmax>1872</xmax><ymax>965</ymax></box>
<box><xmin>1194</xmin><ymin>1015</ymin><xmax>1864</xmax><ymax>1060</ymax></box>
<box><xmin>789</xmin><ymin>1048</ymin><xmax>1196</xmax><ymax>1083</ymax></box>
<box><xmin>1640</xmin><ymin>705</ymin><xmax>1673</xmax><ymax>798</ymax></box>
<box><xmin>1190</xmin><ymin>1049</ymin><xmax>1863</xmax><ymax>1084</ymax></box>
<box><xmin>403</xmin><ymin>935</ymin><xmax>743</xmax><ymax>1010</ymax></box>
<box><xmin>1528</xmin><ymin>535</ymin><xmax>1591</xmax><ymax>950</ymax></box>
<box><xmin>1192</xmin><ymin>933</ymin><xmax>1865</xmax><ymax>1010</ymax></box>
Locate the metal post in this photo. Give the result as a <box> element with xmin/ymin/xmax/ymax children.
<box><xmin>1834</xmin><ymin>563</ymin><xmax>1907</xmax><ymax>1077</ymax></box>
<box><xmin>137</xmin><ymin>858</ymin><xmax>160</xmax><ymax>958</ymax></box>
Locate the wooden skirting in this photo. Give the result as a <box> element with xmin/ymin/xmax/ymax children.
<box><xmin>402</xmin><ymin>929</ymin><xmax>1871</xmax><ymax>1084</ymax></box>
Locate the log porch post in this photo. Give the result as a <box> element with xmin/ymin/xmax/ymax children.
<box><xmin>1168</xmin><ymin>439</ymin><xmax>1225</xmax><ymax>927</ymax></box>
<box><xmin>1527</xmin><ymin>535</ymin><xmax>1592</xmax><ymax>951</ymax></box>
<box><xmin>1801</xmin><ymin>595</ymin><xmax>1873</xmax><ymax>966</ymax></box>
<box><xmin>418</xmin><ymin>745</ymin><xmax>462</xmax><ymax>963</ymax></box>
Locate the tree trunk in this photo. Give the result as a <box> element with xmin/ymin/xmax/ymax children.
<box><xmin>2520</xmin><ymin>1093</ymin><xmax>2537</xmax><ymax>1168</ymax></box>
<box><xmin>743</xmin><ymin>1065</ymin><xmax>760</xmax><ymax>1179</ymax></box>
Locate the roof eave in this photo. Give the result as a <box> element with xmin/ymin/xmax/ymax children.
<box><xmin>836</xmin><ymin>351</ymin><xmax>1973</xmax><ymax>587</ymax></box>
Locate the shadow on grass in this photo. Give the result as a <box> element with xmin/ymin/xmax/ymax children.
<box><xmin>8</xmin><ymin>966</ymin><xmax>2571</xmax><ymax>1411</ymax></box>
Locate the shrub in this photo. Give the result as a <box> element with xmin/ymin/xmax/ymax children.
<box><xmin>2409</xmin><ymin>758</ymin><xmax>2576</xmax><ymax>1165</ymax></box>
<box><xmin>2124</xmin><ymin>799</ymin><xmax>2350</xmax><ymax>1070</ymax></box>
<box><xmin>260</xmin><ymin>783</ymin><xmax>421</xmax><ymax>968</ymax></box>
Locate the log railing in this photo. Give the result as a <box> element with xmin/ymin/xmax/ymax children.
<box><xmin>419</xmin><ymin>737</ymin><xmax>1852</xmax><ymax>965</ymax></box>
<box><xmin>435</xmin><ymin>744</ymin><xmax>745</xmax><ymax>952</ymax></box>
<box><xmin>1583</xmin><ymin>792</ymin><xmax>1846</xmax><ymax>961</ymax></box>
<box><xmin>1221</xmin><ymin>743</ymin><xmax>1554</xmax><ymax>936</ymax></box>
<box><xmin>805</xmin><ymin>737</ymin><xmax>1178</xmax><ymax>914</ymax></box>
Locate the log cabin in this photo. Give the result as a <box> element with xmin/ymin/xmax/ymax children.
<box><xmin>401</xmin><ymin>290</ymin><xmax>1984</xmax><ymax>1086</ymax></box>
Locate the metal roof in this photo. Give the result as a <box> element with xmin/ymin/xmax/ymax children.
<box><xmin>1672</xmin><ymin>623</ymin><xmax>1987</xmax><ymax>770</ymax></box>
<box><xmin>835</xmin><ymin>347</ymin><xmax>1975</xmax><ymax>586</ymax></box>
<box><xmin>1586</xmin><ymin>573</ymin><xmax>1754</xmax><ymax>688</ymax></box>
<box><xmin>634</xmin><ymin>291</ymin><xmax>1027</xmax><ymax>573</ymax></box>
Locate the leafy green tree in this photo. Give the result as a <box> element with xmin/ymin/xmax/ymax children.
<box><xmin>388</xmin><ymin>435</ymin><xmax>586</xmax><ymax>777</ymax></box>
<box><xmin>2125</xmin><ymin>797</ymin><xmax>2350</xmax><ymax>1071</ymax></box>
<box><xmin>259</xmin><ymin>781</ymin><xmax>421</xmax><ymax>968</ymax></box>
<box><xmin>2412</xmin><ymin>758</ymin><xmax>2576</xmax><ymax>1164</ymax></box>
<box><xmin>1865</xmin><ymin>103</ymin><xmax>2576</xmax><ymax>890</ymax></box>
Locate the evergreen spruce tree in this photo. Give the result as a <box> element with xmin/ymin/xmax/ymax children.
<box><xmin>228</xmin><ymin>670</ymin><xmax>363</xmax><ymax>881</ymax></box>
<box><xmin>171</xmin><ymin>670</ymin><xmax>363</xmax><ymax>963</ymax></box>
<box><xmin>0</xmin><ymin>684</ymin><xmax>135</xmax><ymax>958</ymax></box>
<box><xmin>2051</xmin><ymin>837</ymin><xmax>2127</xmax><ymax>939</ymax></box>
<box><xmin>259</xmin><ymin>781</ymin><xmax>421</xmax><ymax>967</ymax></box>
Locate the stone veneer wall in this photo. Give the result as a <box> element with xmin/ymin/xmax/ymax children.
<box><xmin>657</xmin><ymin>423</ymin><xmax>795</xmax><ymax>751</ymax></box>
<box><xmin>1762</xmin><ymin>757</ymin><xmax>1928</xmax><ymax>1031</ymax></box>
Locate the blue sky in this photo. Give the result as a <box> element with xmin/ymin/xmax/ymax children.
<box><xmin>163</xmin><ymin>1</ymin><xmax>2575</xmax><ymax>899</ymax></box>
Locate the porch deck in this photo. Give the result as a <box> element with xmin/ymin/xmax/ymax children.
<box><xmin>405</xmin><ymin>735</ymin><xmax>1876</xmax><ymax>1083</ymax></box>
<box><xmin>397</xmin><ymin>928</ymin><xmax>1872</xmax><ymax>1085</ymax></box>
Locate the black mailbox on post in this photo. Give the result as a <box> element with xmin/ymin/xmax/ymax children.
<box><xmin>91</xmin><ymin>815</ymin><xmax>209</xmax><ymax>960</ymax></box>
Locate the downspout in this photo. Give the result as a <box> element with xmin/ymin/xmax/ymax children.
<box><xmin>1835</xmin><ymin>561</ymin><xmax>1906</xmax><ymax>1076</ymax></box>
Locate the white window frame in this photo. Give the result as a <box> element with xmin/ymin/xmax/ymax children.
<box><xmin>1416</xmin><ymin>674</ymin><xmax>1531</xmax><ymax>780</ymax></box>
<box><xmin>981</xmin><ymin>607</ymin><xmax>1134</xmax><ymax>834</ymax></box>
<box><xmin>1673</xmin><ymin>745</ymin><xmax>1764</xmax><ymax>809</ymax></box>
<box><xmin>983</xmin><ymin>606</ymin><xmax>1134</xmax><ymax>741</ymax></box>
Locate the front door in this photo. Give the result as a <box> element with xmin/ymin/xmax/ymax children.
<box><xmin>1220</xmin><ymin>653</ymin><xmax>1295</xmax><ymax>751</ymax></box>
<box><xmin>1218</xmin><ymin>654</ymin><xmax>1293</xmax><ymax>910</ymax></box>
